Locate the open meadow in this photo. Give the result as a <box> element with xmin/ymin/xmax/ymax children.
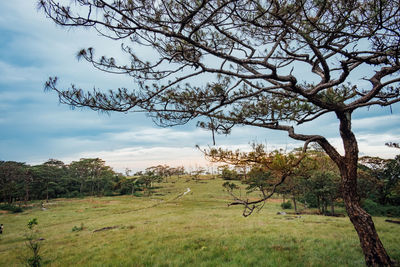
<box><xmin>0</xmin><ymin>177</ymin><xmax>399</xmax><ymax>266</ymax></box>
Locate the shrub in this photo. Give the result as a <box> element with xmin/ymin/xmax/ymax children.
<box><xmin>133</xmin><ymin>192</ymin><xmax>143</xmax><ymax>197</ymax></box>
<box><xmin>220</xmin><ymin>168</ymin><xmax>240</xmax><ymax>180</ymax></box>
<box><xmin>281</xmin><ymin>201</ymin><xmax>292</xmax><ymax>209</ymax></box>
<box><xmin>25</xmin><ymin>218</ymin><xmax>42</xmax><ymax>267</ymax></box>
<box><xmin>385</xmin><ymin>206</ymin><xmax>400</xmax><ymax>217</ymax></box>
<box><xmin>0</xmin><ymin>204</ymin><xmax>23</xmax><ymax>213</ymax></box>
<box><xmin>362</xmin><ymin>199</ymin><xmax>400</xmax><ymax>217</ymax></box>
<box><xmin>362</xmin><ymin>199</ymin><xmax>382</xmax><ymax>215</ymax></box>
<box><xmin>72</xmin><ymin>223</ymin><xmax>84</xmax><ymax>232</ymax></box>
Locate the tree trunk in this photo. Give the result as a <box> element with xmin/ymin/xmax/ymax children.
<box><xmin>292</xmin><ymin>197</ymin><xmax>297</xmax><ymax>213</ymax></box>
<box><xmin>330</xmin><ymin>196</ymin><xmax>335</xmax><ymax>215</ymax></box>
<box><xmin>80</xmin><ymin>180</ymin><xmax>84</xmax><ymax>194</ymax></box>
<box><xmin>24</xmin><ymin>178</ymin><xmax>30</xmax><ymax>205</ymax></box>
<box><xmin>333</xmin><ymin>112</ymin><xmax>393</xmax><ymax>266</ymax></box>
<box><xmin>339</xmin><ymin>159</ymin><xmax>393</xmax><ymax>266</ymax></box>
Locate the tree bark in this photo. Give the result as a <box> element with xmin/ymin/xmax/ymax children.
<box><xmin>333</xmin><ymin>112</ymin><xmax>393</xmax><ymax>266</ymax></box>
<box><xmin>46</xmin><ymin>183</ymin><xmax>49</xmax><ymax>202</ymax></box>
<box><xmin>339</xmin><ymin>159</ymin><xmax>393</xmax><ymax>266</ymax></box>
<box><xmin>292</xmin><ymin>197</ymin><xmax>297</xmax><ymax>213</ymax></box>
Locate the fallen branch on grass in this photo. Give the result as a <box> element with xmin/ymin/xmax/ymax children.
<box><xmin>385</xmin><ymin>219</ymin><xmax>400</xmax><ymax>225</ymax></box>
<box><xmin>93</xmin><ymin>226</ymin><xmax>118</xmax><ymax>232</ymax></box>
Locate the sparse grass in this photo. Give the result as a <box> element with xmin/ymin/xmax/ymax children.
<box><xmin>0</xmin><ymin>177</ymin><xmax>399</xmax><ymax>266</ymax></box>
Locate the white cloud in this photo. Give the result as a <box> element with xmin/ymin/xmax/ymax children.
<box><xmin>0</xmin><ymin>61</ymin><xmax>44</xmax><ymax>84</ymax></box>
<box><xmin>352</xmin><ymin>114</ymin><xmax>400</xmax><ymax>131</ymax></box>
<box><xmin>106</xmin><ymin>127</ymin><xmax>208</xmax><ymax>144</ymax></box>
<box><xmin>59</xmin><ymin>146</ymin><xmax>211</xmax><ymax>172</ymax></box>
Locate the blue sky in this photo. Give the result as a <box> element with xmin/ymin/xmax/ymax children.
<box><xmin>0</xmin><ymin>1</ymin><xmax>399</xmax><ymax>172</ymax></box>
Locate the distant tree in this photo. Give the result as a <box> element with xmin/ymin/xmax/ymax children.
<box><xmin>116</xmin><ymin>177</ymin><xmax>140</xmax><ymax>196</ymax></box>
<box><xmin>39</xmin><ymin>0</ymin><xmax>400</xmax><ymax>264</ymax></box>
<box><xmin>170</xmin><ymin>166</ymin><xmax>185</xmax><ymax>178</ymax></box>
<box><xmin>359</xmin><ymin>156</ymin><xmax>400</xmax><ymax>206</ymax></box>
<box><xmin>220</xmin><ymin>166</ymin><xmax>240</xmax><ymax>181</ymax></box>
<box><xmin>306</xmin><ymin>170</ymin><xmax>341</xmax><ymax>215</ymax></box>
<box><xmin>136</xmin><ymin>170</ymin><xmax>162</xmax><ymax>196</ymax></box>
<box><xmin>191</xmin><ymin>167</ymin><xmax>206</xmax><ymax>182</ymax></box>
<box><xmin>68</xmin><ymin>158</ymin><xmax>116</xmax><ymax>196</ymax></box>
<box><xmin>30</xmin><ymin>159</ymin><xmax>67</xmax><ymax>201</ymax></box>
<box><xmin>0</xmin><ymin>161</ymin><xmax>30</xmax><ymax>203</ymax></box>
<box><xmin>146</xmin><ymin>165</ymin><xmax>172</xmax><ymax>182</ymax></box>
<box><xmin>125</xmin><ymin>168</ymin><xmax>132</xmax><ymax>177</ymax></box>
<box><xmin>383</xmin><ymin>155</ymin><xmax>400</xmax><ymax>205</ymax></box>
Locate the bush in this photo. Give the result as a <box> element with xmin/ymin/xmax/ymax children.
<box><xmin>362</xmin><ymin>199</ymin><xmax>382</xmax><ymax>215</ymax></box>
<box><xmin>385</xmin><ymin>206</ymin><xmax>400</xmax><ymax>217</ymax></box>
<box><xmin>72</xmin><ymin>223</ymin><xmax>84</xmax><ymax>232</ymax></box>
<box><xmin>281</xmin><ymin>201</ymin><xmax>292</xmax><ymax>209</ymax></box>
<box><xmin>362</xmin><ymin>199</ymin><xmax>400</xmax><ymax>217</ymax></box>
<box><xmin>25</xmin><ymin>218</ymin><xmax>42</xmax><ymax>267</ymax></box>
<box><xmin>220</xmin><ymin>168</ymin><xmax>240</xmax><ymax>180</ymax></box>
<box><xmin>0</xmin><ymin>204</ymin><xmax>23</xmax><ymax>213</ymax></box>
<box><xmin>133</xmin><ymin>192</ymin><xmax>143</xmax><ymax>197</ymax></box>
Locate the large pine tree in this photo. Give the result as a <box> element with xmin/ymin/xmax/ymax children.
<box><xmin>38</xmin><ymin>1</ymin><xmax>400</xmax><ymax>265</ymax></box>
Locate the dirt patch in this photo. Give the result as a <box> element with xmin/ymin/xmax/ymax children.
<box><xmin>266</xmin><ymin>198</ymin><xmax>283</xmax><ymax>203</ymax></box>
<box><xmin>0</xmin><ymin>210</ymin><xmax>8</xmax><ymax>214</ymax></box>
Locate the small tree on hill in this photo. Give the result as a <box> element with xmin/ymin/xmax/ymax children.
<box><xmin>39</xmin><ymin>1</ymin><xmax>400</xmax><ymax>265</ymax></box>
<box><xmin>220</xmin><ymin>166</ymin><xmax>240</xmax><ymax>181</ymax></box>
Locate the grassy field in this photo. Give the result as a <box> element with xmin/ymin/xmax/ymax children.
<box><xmin>0</xmin><ymin>177</ymin><xmax>399</xmax><ymax>266</ymax></box>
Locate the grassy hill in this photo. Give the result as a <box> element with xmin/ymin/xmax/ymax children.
<box><xmin>0</xmin><ymin>177</ymin><xmax>399</xmax><ymax>266</ymax></box>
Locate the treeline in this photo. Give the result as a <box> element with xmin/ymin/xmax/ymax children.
<box><xmin>0</xmin><ymin>159</ymin><xmax>186</xmax><ymax>204</ymax></box>
<box><xmin>219</xmin><ymin>150</ymin><xmax>400</xmax><ymax>216</ymax></box>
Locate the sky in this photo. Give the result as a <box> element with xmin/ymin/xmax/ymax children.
<box><xmin>0</xmin><ymin>1</ymin><xmax>399</xmax><ymax>173</ymax></box>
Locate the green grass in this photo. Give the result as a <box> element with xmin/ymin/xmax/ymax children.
<box><xmin>0</xmin><ymin>177</ymin><xmax>399</xmax><ymax>266</ymax></box>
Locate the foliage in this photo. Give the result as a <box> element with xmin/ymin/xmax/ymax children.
<box><xmin>24</xmin><ymin>218</ymin><xmax>42</xmax><ymax>267</ymax></box>
<box><xmin>71</xmin><ymin>223</ymin><xmax>85</xmax><ymax>232</ymax></box>
<box><xmin>281</xmin><ymin>201</ymin><xmax>292</xmax><ymax>209</ymax></box>
<box><xmin>358</xmin><ymin>155</ymin><xmax>400</xmax><ymax>206</ymax></box>
<box><xmin>306</xmin><ymin>170</ymin><xmax>341</xmax><ymax>215</ymax></box>
<box><xmin>0</xmin><ymin>204</ymin><xmax>23</xmax><ymax>213</ymax></box>
<box><xmin>219</xmin><ymin>166</ymin><xmax>240</xmax><ymax>181</ymax></box>
<box><xmin>222</xmin><ymin>181</ymin><xmax>239</xmax><ymax>191</ymax></box>
<box><xmin>190</xmin><ymin>167</ymin><xmax>206</xmax><ymax>181</ymax></box>
<box><xmin>245</xmin><ymin>165</ymin><xmax>276</xmax><ymax>192</ymax></box>
<box><xmin>361</xmin><ymin>199</ymin><xmax>400</xmax><ymax>217</ymax></box>
<box><xmin>0</xmin><ymin>161</ymin><xmax>30</xmax><ymax>204</ymax></box>
<box><xmin>0</xmin><ymin>158</ymin><xmax>176</xmax><ymax>203</ymax></box>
